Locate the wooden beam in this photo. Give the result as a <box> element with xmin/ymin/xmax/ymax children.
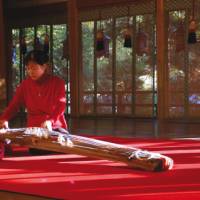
<box><xmin>5</xmin><ymin>0</ymin><xmax>147</xmax><ymax>10</ymax></box>
<box><xmin>68</xmin><ymin>0</ymin><xmax>79</xmax><ymax>117</ymax></box>
<box><xmin>0</xmin><ymin>0</ymin><xmax>6</xmax><ymax>78</ymax></box>
<box><xmin>77</xmin><ymin>0</ymin><xmax>145</xmax><ymax>9</ymax></box>
<box><xmin>0</xmin><ymin>190</ymin><xmax>51</xmax><ymax>200</ymax></box>
<box><xmin>6</xmin><ymin>3</ymin><xmax>67</xmax><ymax>27</ymax></box>
<box><xmin>156</xmin><ymin>0</ymin><xmax>167</xmax><ymax>120</ymax></box>
<box><xmin>5</xmin><ymin>0</ymin><xmax>67</xmax><ymax>9</ymax></box>
<box><xmin>0</xmin><ymin>0</ymin><xmax>7</xmax><ymax>112</ymax></box>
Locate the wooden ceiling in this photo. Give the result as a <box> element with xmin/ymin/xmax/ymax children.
<box><xmin>5</xmin><ymin>0</ymin><xmax>67</xmax><ymax>9</ymax></box>
<box><xmin>5</xmin><ymin>0</ymin><xmax>144</xmax><ymax>9</ymax></box>
<box><xmin>3</xmin><ymin>0</ymin><xmax>149</xmax><ymax>26</ymax></box>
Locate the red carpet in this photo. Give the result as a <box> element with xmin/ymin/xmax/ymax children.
<box><xmin>0</xmin><ymin>137</ymin><xmax>200</xmax><ymax>200</ymax></box>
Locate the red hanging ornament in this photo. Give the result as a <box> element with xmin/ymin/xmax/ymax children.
<box><xmin>136</xmin><ymin>27</ymin><xmax>149</xmax><ymax>56</ymax></box>
<box><xmin>174</xmin><ymin>22</ymin><xmax>185</xmax><ymax>52</ymax></box>
<box><xmin>96</xmin><ymin>30</ymin><xmax>105</xmax><ymax>51</ymax></box>
<box><xmin>188</xmin><ymin>18</ymin><xmax>197</xmax><ymax>43</ymax></box>
<box><xmin>188</xmin><ymin>0</ymin><xmax>197</xmax><ymax>44</ymax></box>
<box><xmin>96</xmin><ymin>32</ymin><xmax>110</xmax><ymax>58</ymax></box>
<box><xmin>123</xmin><ymin>7</ymin><xmax>132</xmax><ymax>48</ymax></box>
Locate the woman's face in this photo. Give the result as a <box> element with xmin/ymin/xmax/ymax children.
<box><xmin>26</xmin><ymin>61</ymin><xmax>47</xmax><ymax>80</ymax></box>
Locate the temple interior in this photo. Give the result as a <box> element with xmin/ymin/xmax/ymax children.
<box><xmin>0</xmin><ymin>1</ymin><xmax>200</xmax><ymax>199</ymax></box>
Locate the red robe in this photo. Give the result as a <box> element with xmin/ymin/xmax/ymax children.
<box><xmin>0</xmin><ymin>74</ymin><xmax>67</xmax><ymax>129</ymax></box>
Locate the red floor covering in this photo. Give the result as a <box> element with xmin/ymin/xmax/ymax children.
<box><xmin>0</xmin><ymin>136</ymin><xmax>200</xmax><ymax>200</ymax></box>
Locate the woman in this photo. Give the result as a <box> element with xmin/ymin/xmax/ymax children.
<box><xmin>0</xmin><ymin>50</ymin><xmax>67</xmax><ymax>131</ymax></box>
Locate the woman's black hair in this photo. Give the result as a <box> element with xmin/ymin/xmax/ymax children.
<box><xmin>24</xmin><ymin>50</ymin><xmax>49</xmax><ymax>65</ymax></box>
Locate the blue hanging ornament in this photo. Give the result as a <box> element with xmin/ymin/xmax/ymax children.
<box><xmin>96</xmin><ymin>33</ymin><xmax>110</xmax><ymax>58</ymax></box>
<box><xmin>12</xmin><ymin>43</ymin><xmax>17</xmax><ymax>64</ymax></box>
<box><xmin>34</xmin><ymin>37</ymin><xmax>43</xmax><ymax>51</ymax></box>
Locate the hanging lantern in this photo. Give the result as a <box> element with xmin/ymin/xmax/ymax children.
<box><xmin>62</xmin><ymin>38</ymin><xmax>69</xmax><ymax>60</ymax></box>
<box><xmin>188</xmin><ymin>0</ymin><xmax>197</xmax><ymax>44</ymax></box>
<box><xmin>20</xmin><ymin>36</ymin><xmax>27</xmax><ymax>55</ymax></box>
<box><xmin>43</xmin><ymin>34</ymin><xmax>49</xmax><ymax>54</ymax></box>
<box><xmin>188</xmin><ymin>18</ymin><xmax>197</xmax><ymax>44</ymax></box>
<box><xmin>123</xmin><ymin>27</ymin><xmax>132</xmax><ymax>48</ymax></box>
<box><xmin>123</xmin><ymin>7</ymin><xmax>132</xmax><ymax>48</ymax></box>
<box><xmin>136</xmin><ymin>27</ymin><xmax>149</xmax><ymax>56</ymax></box>
<box><xmin>96</xmin><ymin>34</ymin><xmax>110</xmax><ymax>58</ymax></box>
<box><xmin>12</xmin><ymin>43</ymin><xmax>17</xmax><ymax>64</ymax></box>
<box><xmin>34</xmin><ymin>37</ymin><xmax>43</xmax><ymax>51</ymax></box>
<box><xmin>96</xmin><ymin>10</ymin><xmax>105</xmax><ymax>52</ymax></box>
<box><xmin>96</xmin><ymin>30</ymin><xmax>105</xmax><ymax>51</ymax></box>
<box><xmin>95</xmin><ymin>10</ymin><xmax>110</xmax><ymax>58</ymax></box>
<box><xmin>175</xmin><ymin>22</ymin><xmax>185</xmax><ymax>52</ymax></box>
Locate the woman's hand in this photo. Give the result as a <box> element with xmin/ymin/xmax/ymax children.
<box><xmin>0</xmin><ymin>120</ymin><xmax>9</xmax><ymax>129</ymax></box>
<box><xmin>41</xmin><ymin>120</ymin><xmax>52</xmax><ymax>131</ymax></box>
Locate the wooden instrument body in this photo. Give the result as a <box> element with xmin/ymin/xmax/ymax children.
<box><xmin>0</xmin><ymin>128</ymin><xmax>173</xmax><ymax>172</ymax></box>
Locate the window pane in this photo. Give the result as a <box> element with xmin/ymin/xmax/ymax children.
<box><xmin>96</xmin><ymin>19</ymin><xmax>113</xmax><ymax>115</ymax></box>
<box><xmin>167</xmin><ymin>10</ymin><xmax>186</xmax><ymax>118</ymax></box>
<box><xmin>135</xmin><ymin>14</ymin><xmax>155</xmax><ymax>117</ymax></box>
<box><xmin>12</xmin><ymin>29</ymin><xmax>20</xmax><ymax>91</ymax></box>
<box><xmin>115</xmin><ymin>17</ymin><xmax>133</xmax><ymax>115</ymax></box>
<box><xmin>52</xmin><ymin>24</ymin><xmax>70</xmax><ymax>114</ymax></box>
<box><xmin>80</xmin><ymin>21</ymin><xmax>94</xmax><ymax>115</ymax></box>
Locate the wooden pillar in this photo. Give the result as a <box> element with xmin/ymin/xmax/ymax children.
<box><xmin>156</xmin><ymin>0</ymin><xmax>167</xmax><ymax>120</ymax></box>
<box><xmin>68</xmin><ymin>0</ymin><xmax>79</xmax><ymax>117</ymax></box>
<box><xmin>0</xmin><ymin>0</ymin><xmax>7</xmax><ymax>112</ymax></box>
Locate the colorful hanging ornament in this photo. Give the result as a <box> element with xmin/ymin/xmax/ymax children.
<box><xmin>123</xmin><ymin>7</ymin><xmax>132</xmax><ymax>48</ymax></box>
<box><xmin>188</xmin><ymin>18</ymin><xmax>197</xmax><ymax>44</ymax></box>
<box><xmin>43</xmin><ymin>34</ymin><xmax>49</xmax><ymax>54</ymax></box>
<box><xmin>188</xmin><ymin>0</ymin><xmax>197</xmax><ymax>44</ymax></box>
<box><xmin>34</xmin><ymin>36</ymin><xmax>43</xmax><ymax>51</ymax></box>
<box><xmin>96</xmin><ymin>30</ymin><xmax>105</xmax><ymax>51</ymax></box>
<box><xmin>62</xmin><ymin>38</ymin><xmax>69</xmax><ymax>60</ymax></box>
<box><xmin>96</xmin><ymin>10</ymin><xmax>105</xmax><ymax>52</ymax></box>
<box><xmin>20</xmin><ymin>36</ymin><xmax>27</xmax><ymax>55</ymax></box>
<box><xmin>96</xmin><ymin>33</ymin><xmax>110</xmax><ymax>58</ymax></box>
<box><xmin>136</xmin><ymin>25</ymin><xmax>149</xmax><ymax>56</ymax></box>
<box><xmin>123</xmin><ymin>27</ymin><xmax>132</xmax><ymax>48</ymax></box>
<box><xmin>95</xmin><ymin>10</ymin><xmax>110</xmax><ymax>58</ymax></box>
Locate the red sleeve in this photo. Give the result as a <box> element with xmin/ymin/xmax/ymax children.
<box><xmin>48</xmin><ymin>79</ymin><xmax>66</xmax><ymax>123</ymax></box>
<box><xmin>0</xmin><ymin>83</ymin><xmax>24</xmax><ymax>121</ymax></box>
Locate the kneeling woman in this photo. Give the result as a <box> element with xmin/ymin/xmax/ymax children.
<box><xmin>0</xmin><ymin>50</ymin><xmax>68</xmax><ymax>154</ymax></box>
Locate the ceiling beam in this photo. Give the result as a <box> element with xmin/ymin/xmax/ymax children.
<box><xmin>5</xmin><ymin>0</ymin><xmax>67</xmax><ymax>9</ymax></box>
<box><xmin>77</xmin><ymin>0</ymin><xmax>143</xmax><ymax>9</ymax></box>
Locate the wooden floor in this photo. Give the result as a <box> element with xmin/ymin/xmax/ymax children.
<box><xmin>10</xmin><ymin>116</ymin><xmax>200</xmax><ymax>139</ymax></box>
<box><xmin>69</xmin><ymin>117</ymin><xmax>200</xmax><ymax>139</ymax></box>
<box><xmin>0</xmin><ymin>190</ymin><xmax>55</xmax><ymax>200</ymax></box>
